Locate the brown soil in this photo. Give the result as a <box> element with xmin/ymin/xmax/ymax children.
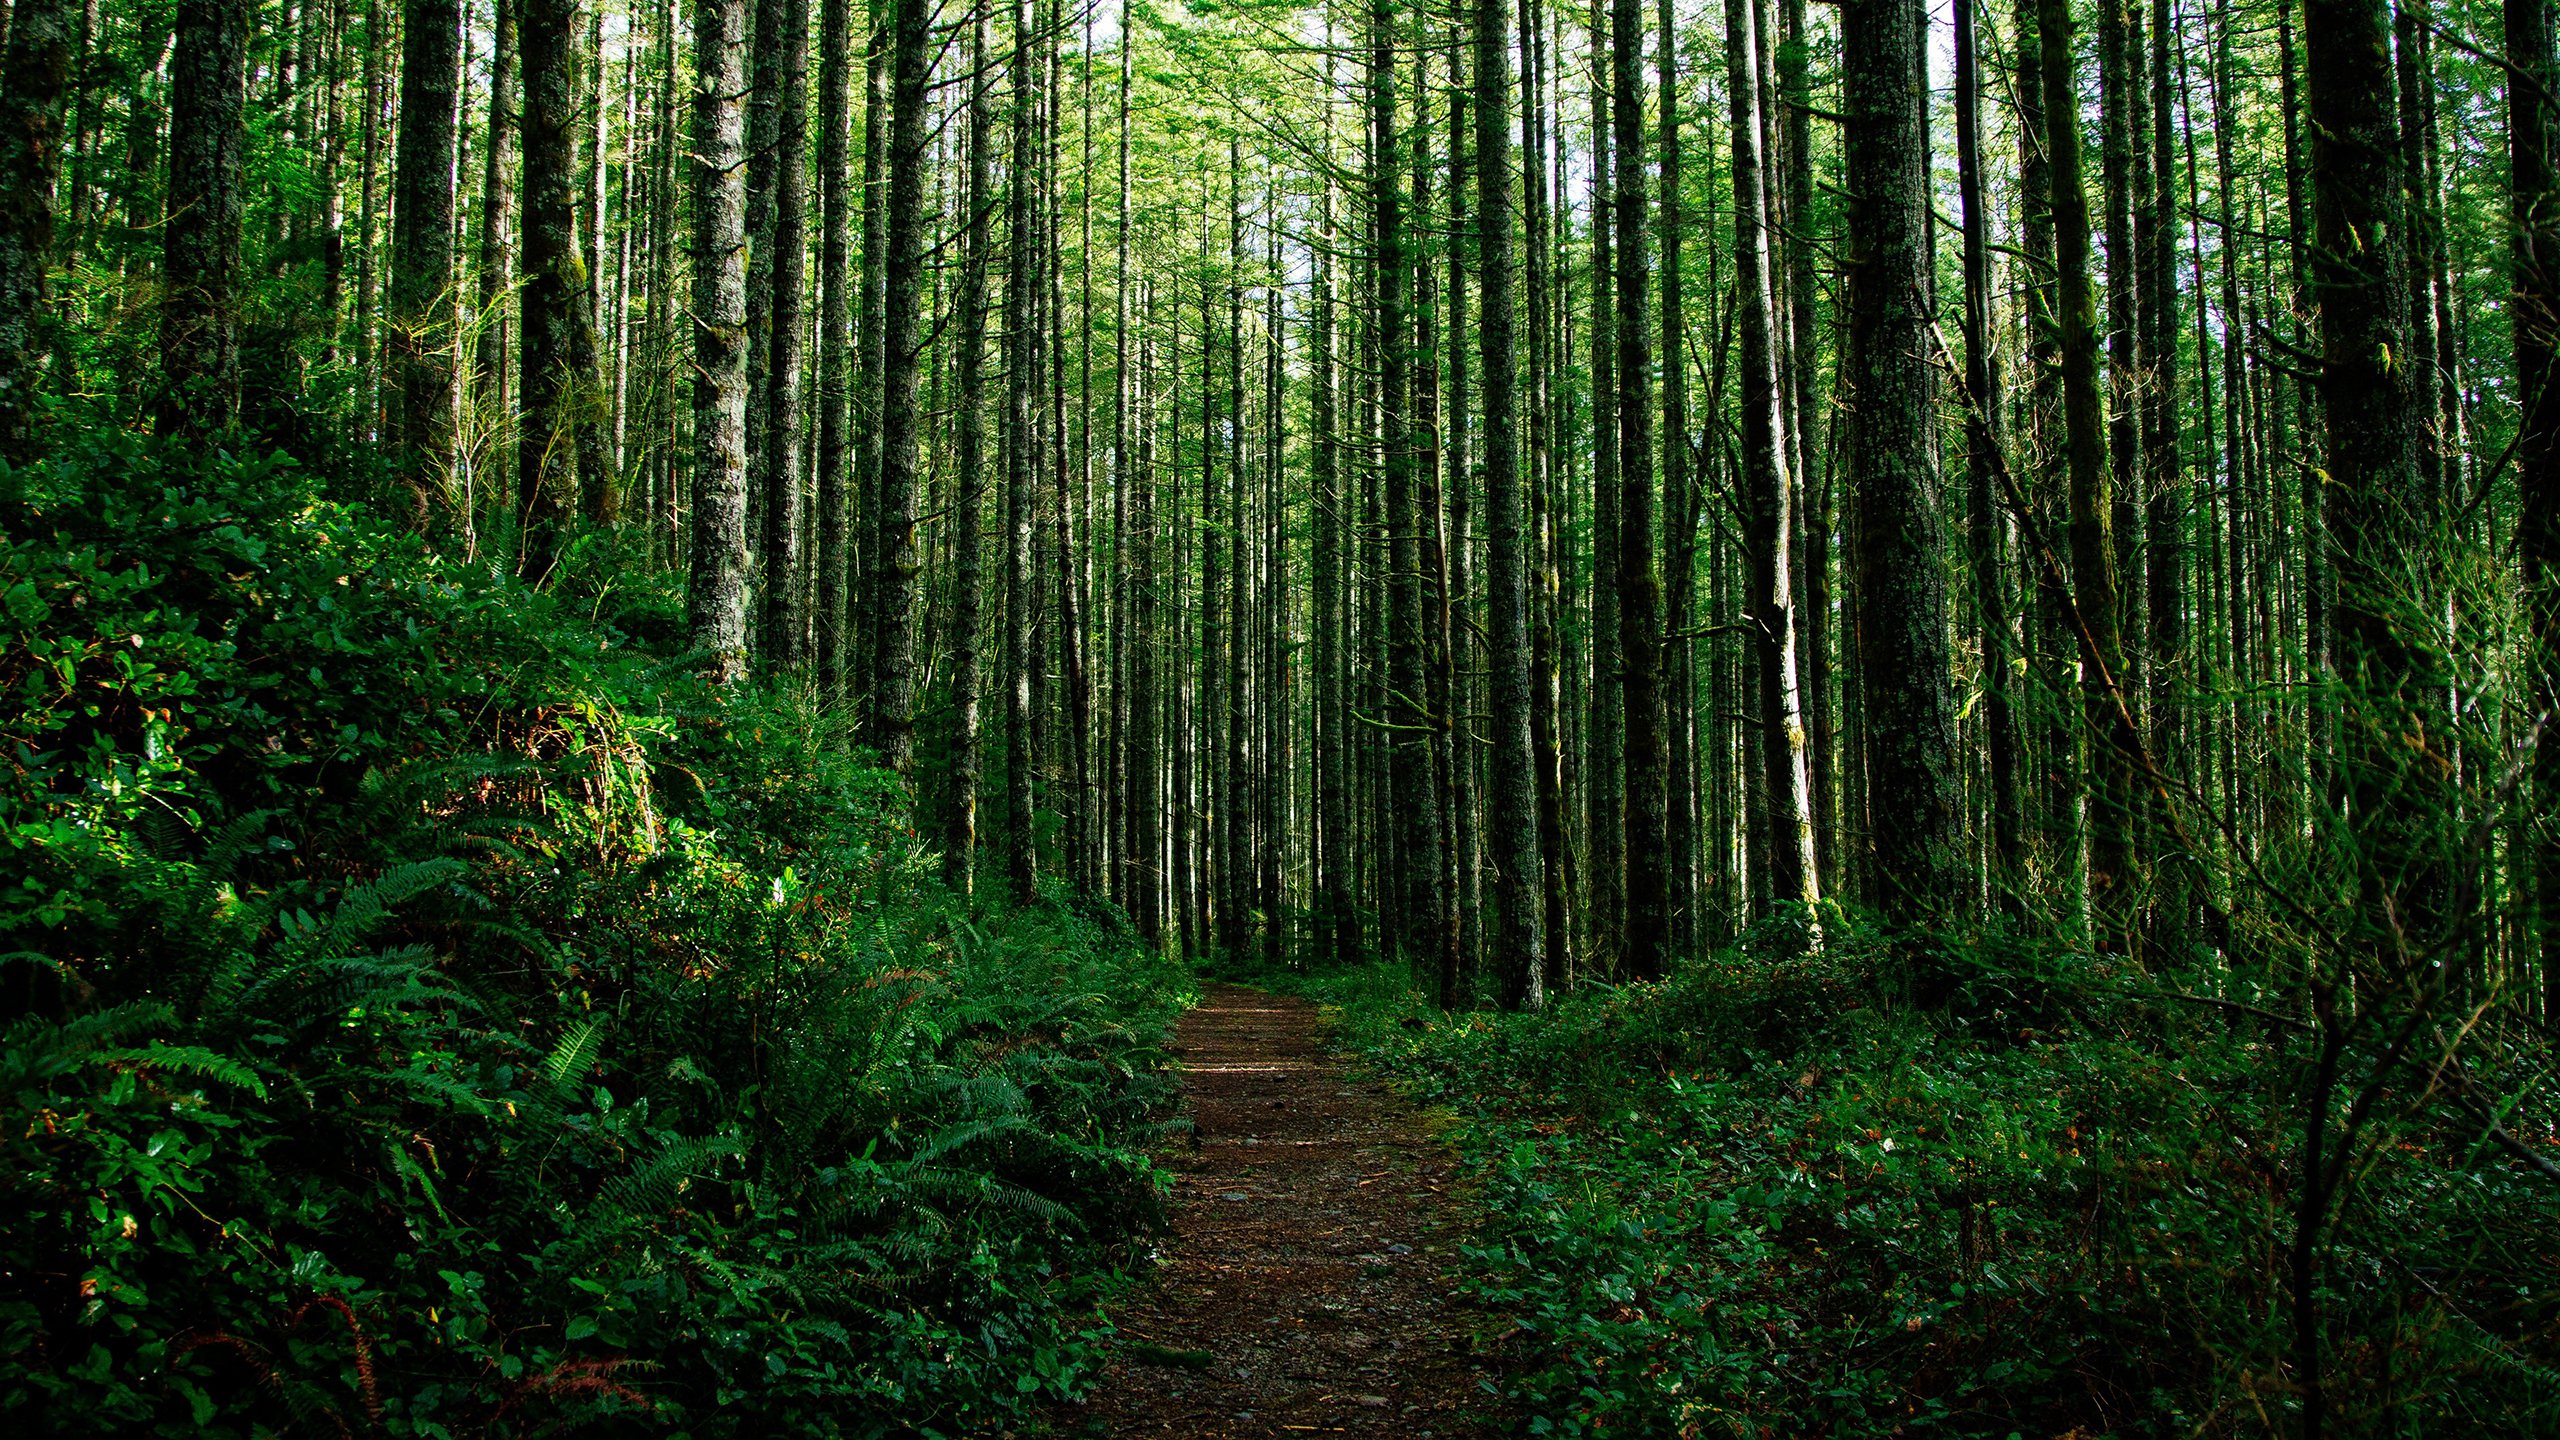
<box><xmin>1049</xmin><ymin>983</ymin><xmax>1511</xmax><ymax>1439</ymax></box>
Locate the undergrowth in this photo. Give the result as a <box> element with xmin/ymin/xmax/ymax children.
<box><xmin>1</xmin><ymin>433</ymin><xmax>1185</xmax><ymax>1436</ymax></box>
<box><xmin>1292</xmin><ymin>919</ymin><xmax>2560</xmax><ymax>1438</ymax></box>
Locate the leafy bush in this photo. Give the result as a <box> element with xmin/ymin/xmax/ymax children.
<box><xmin>1</xmin><ymin>435</ymin><xmax>1183</xmax><ymax>1437</ymax></box>
<box><xmin>1299</xmin><ymin>912</ymin><xmax>2560</xmax><ymax>1438</ymax></box>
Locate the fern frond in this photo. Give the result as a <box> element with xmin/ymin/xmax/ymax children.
<box><xmin>382</xmin><ymin>1059</ymin><xmax>497</xmax><ymax>1116</ymax></box>
<box><xmin>590</xmin><ymin>1130</ymin><xmax>747</xmax><ymax>1230</ymax></box>
<box><xmin>0</xmin><ymin>1002</ymin><xmax>181</xmax><ymax>1087</ymax></box>
<box><xmin>228</xmin><ymin>948</ymin><xmax>459</xmax><ymax>1026</ymax></box>
<box><xmin>545</xmin><ymin>1019</ymin><xmax>604</xmax><ymax>1089</ymax></box>
<box><xmin>891</xmin><ymin>1163</ymin><xmax>1074</xmax><ymax>1228</ymax></box>
<box><xmin>314</xmin><ymin>858</ymin><xmax>468</xmax><ymax>955</ymax></box>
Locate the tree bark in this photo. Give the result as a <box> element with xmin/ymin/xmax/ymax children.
<box><xmin>2042</xmin><ymin>0</ymin><xmax>2131</xmax><ymax>931</ymax></box>
<box><xmin>1315</xmin><ymin>37</ymin><xmax>1355</xmax><ymax>959</ymax></box>
<box><xmin>1373</xmin><ymin>0</ymin><xmax>1444</xmax><ymax>970</ymax></box>
<box><xmin>1956</xmin><ymin>0</ymin><xmax>2018</xmax><ymax>900</ymax></box>
<box><xmin>1524</xmin><ymin>0</ymin><xmax>1574</xmax><ymax>979</ymax></box>
<box><xmin>867</xmin><ymin>0</ymin><xmax>932</xmax><ymax>772</ymax></box>
<box><xmin>391</xmin><ymin>0</ymin><xmax>461</xmax><ymax>514</ymax></box>
<box><xmin>520</xmin><ymin>0</ymin><xmax>611</xmax><ymax>569</ymax></box>
<box><xmin>1845</xmin><ymin>0</ymin><xmax>1962</xmax><ymax>961</ymax></box>
<box><xmin>1111</xmin><ymin>7</ymin><xmax>1136</xmax><ymax>914</ymax></box>
<box><xmin>2100</xmin><ymin>0</ymin><xmax>2144</xmax><ymax>709</ymax></box>
<box><xmin>475</xmin><ymin>0</ymin><xmax>519</xmax><ymax>480</ymax></box>
<box><xmin>2142</xmin><ymin>0</ymin><xmax>2188</xmax><ymax>950</ymax></box>
<box><xmin>2016</xmin><ymin>0</ymin><xmax>2073</xmax><ymax>876</ymax></box>
<box><xmin>1484</xmin><ymin>0</ymin><xmax>1536</xmax><ymax>999</ymax></box>
<box><xmin>1446</xmin><ymin>32</ymin><xmax>1481</xmax><ymax>987</ymax></box>
<box><xmin>1779</xmin><ymin>0</ymin><xmax>1832</xmax><ymax>890</ymax></box>
<box><xmin>758</xmin><ymin>0</ymin><xmax>811</xmax><ymax>672</ymax></box>
<box><xmin>2306</xmin><ymin>0</ymin><xmax>2430</xmax><ymax>889</ymax></box>
<box><xmin>1611</xmin><ymin>0</ymin><xmax>1667</xmax><ymax>980</ymax></box>
<box><xmin>0</xmin><ymin>0</ymin><xmax>72</xmax><ymax>459</ymax></box>
<box><xmin>815</xmin><ymin>0</ymin><xmax>855</xmax><ymax>696</ymax></box>
<box><xmin>686</xmin><ymin>0</ymin><xmax>752</xmax><ymax>682</ymax></box>
<box><xmin>1004</xmin><ymin>0</ymin><xmax>1040</xmax><ymax>902</ymax></box>
<box><xmin>852</xmin><ymin>7</ymin><xmax>891</xmax><ymax>712</ymax></box>
<box><xmin>157</xmin><ymin>0</ymin><xmax>246</xmax><ymax>437</ymax></box>
<box><xmin>2512</xmin><ymin>0</ymin><xmax>2560</xmax><ymax>1028</ymax></box>
<box><xmin>943</xmin><ymin>1</ymin><xmax>994</xmax><ymax>895</ymax></box>
<box><xmin>1585</xmin><ymin>0</ymin><xmax>1623</xmax><ymax>970</ymax></box>
<box><xmin>1657</xmin><ymin>0</ymin><xmax>1695</xmax><ymax>953</ymax></box>
<box><xmin>1411</xmin><ymin>67</ymin><xmax>1456</xmax><ymax>1003</ymax></box>
<box><xmin>1731</xmin><ymin>0</ymin><xmax>1818</xmax><ymax>918</ymax></box>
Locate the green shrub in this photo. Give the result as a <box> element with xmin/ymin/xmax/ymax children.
<box><xmin>1300</xmin><ymin>915</ymin><xmax>2560</xmax><ymax>1438</ymax></box>
<box><xmin>1</xmin><ymin>436</ymin><xmax>1182</xmax><ymax>1437</ymax></box>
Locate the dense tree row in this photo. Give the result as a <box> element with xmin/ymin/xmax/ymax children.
<box><xmin>10</xmin><ymin>0</ymin><xmax>2559</xmax><ymax>1047</ymax></box>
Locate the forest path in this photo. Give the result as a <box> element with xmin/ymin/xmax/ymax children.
<box><xmin>1057</xmin><ymin>983</ymin><xmax>1509</xmax><ymax>1439</ymax></box>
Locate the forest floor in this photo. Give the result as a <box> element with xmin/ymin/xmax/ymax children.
<box><xmin>1050</xmin><ymin>984</ymin><xmax>1512</xmax><ymax>1439</ymax></box>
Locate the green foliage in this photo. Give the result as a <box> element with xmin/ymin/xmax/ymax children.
<box><xmin>1298</xmin><ymin>917</ymin><xmax>2560</xmax><ymax>1438</ymax></box>
<box><xmin>0</xmin><ymin>436</ymin><xmax>1183</xmax><ymax>1436</ymax></box>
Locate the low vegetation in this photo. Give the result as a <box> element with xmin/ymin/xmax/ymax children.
<box><xmin>1</xmin><ymin>439</ymin><xmax>1183</xmax><ymax>1437</ymax></box>
<box><xmin>1297</xmin><ymin>925</ymin><xmax>2560</xmax><ymax>1438</ymax></box>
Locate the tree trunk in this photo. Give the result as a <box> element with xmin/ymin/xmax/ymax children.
<box><xmin>2042</xmin><ymin>0</ymin><xmax>2131</xmax><ymax>931</ymax></box>
<box><xmin>1374</xmin><ymin>0</ymin><xmax>1443</xmax><ymax>970</ymax></box>
<box><xmin>2015</xmin><ymin>0</ymin><xmax>2072</xmax><ymax>877</ymax></box>
<box><xmin>646</xmin><ymin>0</ymin><xmax>682</xmax><ymax>555</ymax></box>
<box><xmin>2307</xmin><ymin>0</ymin><xmax>2447</xmax><ymax>936</ymax></box>
<box><xmin>815</xmin><ymin>0</ymin><xmax>855</xmax><ymax>697</ymax></box>
<box><xmin>391</xmin><ymin>0</ymin><xmax>461</xmax><ymax>516</ymax></box>
<box><xmin>867</xmin><ymin>0</ymin><xmax>931</xmax><ymax>771</ymax></box>
<box><xmin>1263</xmin><ymin>253</ymin><xmax>1289</xmax><ymax>966</ymax></box>
<box><xmin>1004</xmin><ymin>0</ymin><xmax>1040</xmax><ymax>901</ymax></box>
<box><xmin>2143</xmin><ymin>0</ymin><xmax>2188</xmax><ymax>949</ymax></box>
<box><xmin>1779</xmin><ymin>0</ymin><xmax>1831</xmax><ymax>889</ymax></box>
<box><xmin>2100</xmin><ymin>0</ymin><xmax>2144</xmax><ymax>719</ymax></box>
<box><xmin>745</xmin><ymin>0</ymin><xmax>782</xmax><ymax>567</ymax></box>
<box><xmin>1524</xmin><ymin>0</ymin><xmax>1574</xmax><ymax>979</ymax></box>
<box><xmin>58</xmin><ymin>0</ymin><xmax>96</xmax><ymax>272</ymax></box>
<box><xmin>520</xmin><ymin>0</ymin><xmax>609</xmax><ymax>569</ymax></box>
<box><xmin>1484</xmin><ymin>0</ymin><xmax>1536</xmax><ymax>999</ymax></box>
<box><xmin>1956</xmin><ymin>0</ymin><xmax>2018</xmax><ymax>899</ymax></box>
<box><xmin>1585</xmin><ymin>0</ymin><xmax>1623</xmax><ymax>971</ymax></box>
<box><xmin>356</xmin><ymin>0</ymin><xmax>384</xmax><ymax>416</ymax></box>
<box><xmin>1110</xmin><ymin>9</ymin><xmax>1135</xmax><ymax>913</ymax></box>
<box><xmin>571</xmin><ymin>3</ymin><xmax>615</xmax><ymax>522</ymax></box>
<box><xmin>0</xmin><ymin>0</ymin><xmax>72</xmax><ymax>459</ymax></box>
<box><xmin>1056</xmin><ymin>67</ymin><xmax>1097</xmax><ymax>895</ymax></box>
<box><xmin>1730</xmin><ymin>0</ymin><xmax>1818</xmax><ymax>918</ymax></box>
<box><xmin>758</xmin><ymin>0</ymin><xmax>811</xmax><ymax>671</ymax></box>
<box><xmin>943</xmin><ymin>1</ymin><xmax>993</xmax><ymax>894</ymax></box>
<box><xmin>475</xmin><ymin>0</ymin><xmax>519</xmax><ymax>481</ymax></box>
<box><xmin>1218</xmin><ymin>139</ymin><xmax>1248</xmax><ymax>946</ymax></box>
<box><xmin>1132</xmin><ymin>278</ymin><xmax>1162</xmax><ymax>939</ymax></box>
<box><xmin>1447</xmin><ymin>34</ymin><xmax>1482</xmax><ymax>988</ymax></box>
<box><xmin>1412</xmin><ymin>64</ymin><xmax>1457</xmax><ymax>1003</ymax></box>
<box><xmin>157</xmin><ymin>0</ymin><xmax>246</xmax><ymax>437</ymax></box>
<box><xmin>2513</xmin><ymin>0</ymin><xmax>2560</xmax><ymax>1028</ymax></box>
<box><xmin>1611</xmin><ymin>0</ymin><xmax>1667</xmax><ymax>980</ymax></box>
<box><xmin>2297</xmin><ymin>11</ymin><xmax>2432</xmax><ymax>1428</ymax></box>
<box><xmin>853</xmin><ymin>7</ymin><xmax>892</xmax><ymax>714</ymax></box>
<box><xmin>1655</xmin><ymin>0</ymin><xmax>1690</xmax><ymax>954</ymax></box>
<box><xmin>1314</xmin><ymin>39</ymin><xmax>1355</xmax><ymax>959</ymax></box>
<box><xmin>1845</xmin><ymin>0</ymin><xmax>1962</xmax><ymax>962</ymax></box>
<box><xmin>686</xmin><ymin>0</ymin><xmax>752</xmax><ymax>682</ymax></box>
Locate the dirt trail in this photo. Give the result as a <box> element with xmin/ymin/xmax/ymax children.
<box><xmin>1056</xmin><ymin>983</ymin><xmax>1509</xmax><ymax>1438</ymax></box>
